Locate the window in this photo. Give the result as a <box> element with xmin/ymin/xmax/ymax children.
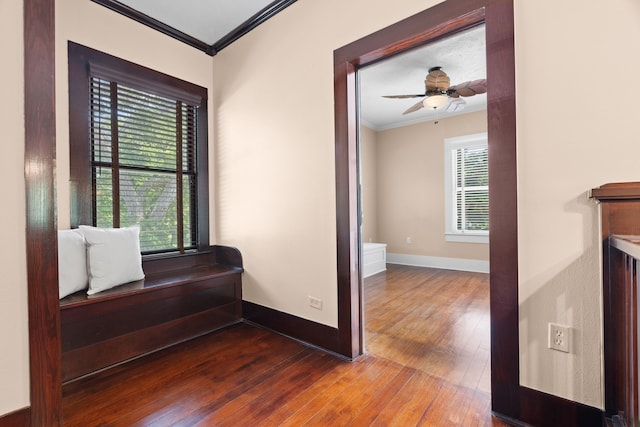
<box><xmin>444</xmin><ymin>133</ymin><xmax>489</xmax><ymax>243</ymax></box>
<box><xmin>90</xmin><ymin>78</ymin><xmax>197</xmax><ymax>252</ymax></box>
<box><xmin>69</xmin><ymin>42</ymin><xmax>209</xmax><ymax>254</ymax></box>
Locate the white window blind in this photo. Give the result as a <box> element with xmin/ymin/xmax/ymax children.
<box><xmin>444</xmin><ymin>133</ymin><xmax>489</xmax><ymax>243</ymax></box>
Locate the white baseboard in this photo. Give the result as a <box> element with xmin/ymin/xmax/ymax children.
<box><xmin>386</xmin><ymin>253</ymin><xmax>489</xmax><ymax>273</ymax></box>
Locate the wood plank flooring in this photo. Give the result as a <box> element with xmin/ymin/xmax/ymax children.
<box><xmin>62</xmin><ymin>264</ymin><xmax>509</xmax><ymax>426</ymax></box>
<box><xmin>365</xmin><ymin>265</ymin><xmax>491</xmax><ymax>393</ymax></box>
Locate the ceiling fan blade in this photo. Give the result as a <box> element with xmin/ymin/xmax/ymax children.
<box><xmin>402</xmin><ymin>99</ymin><xmax>425</xmax><ymax>115</ymax></box>
<box><xmin>449</xmin><ymin>79</ymin><xmax>487</xmax><ymax>97</ymax></box>
<box><xmin>425</xmin><ymin>68</ymin><xmax>451</xmax><ymax>91</ymax></box>
<box><xmin>382</xmin><ymin>94</ymin><xmax>425</xmax><ymax>99</ymax></box>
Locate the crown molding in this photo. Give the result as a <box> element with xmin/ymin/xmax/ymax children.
<box><xmin>213</xmin><ymin>0</ymin><xmax>297</xmax><ymax>53</ymax></box>
<box><xmin>91</xmin><ymin>0</ymin><xmax>297</xmax><ymax>56</ymax></box>
<box><xmin>90</xmin><ymin>0</ymin><xmax>213</xmax><ymax>54</ymax></box>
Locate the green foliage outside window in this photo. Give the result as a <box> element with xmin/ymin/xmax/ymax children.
<box><xmin>91</xmin><ymin>78</ymin><xmax>197</xmax><ymax>253</ymax></box>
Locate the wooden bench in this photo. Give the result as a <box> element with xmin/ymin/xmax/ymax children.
<box><xmin>60</xmin><ymin>245</ymin><xmax>243</xmax><ymax>383</ymax></box>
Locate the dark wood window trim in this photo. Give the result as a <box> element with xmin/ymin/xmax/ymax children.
<box><xmin>68</xmin><ymin>42</ymin><xmax>210</xmax><ymax>253</ymax></box>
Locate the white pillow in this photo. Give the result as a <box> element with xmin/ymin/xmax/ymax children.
<box><xmin>78</xmin><ymin>225</ymin><xmax>145</xmax><ymax>295</ymax></box>
<box><xmin>58</xmin><ymin>229</ymin><xmax>89</xmax><ymax>299</ymax></box>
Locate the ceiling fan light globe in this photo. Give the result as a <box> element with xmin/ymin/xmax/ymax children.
<box><xmin>423</xmin><ymin>94</ymin><xmax>448</xmax><ymax>110</ymax></box>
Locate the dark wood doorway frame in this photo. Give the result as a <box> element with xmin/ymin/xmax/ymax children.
<box><xmin>333</xmin><ymin>0</ymin><xmax>518</xmax><ymax>417</ymax></box>
<box><xmin>24</xmin><ymin>0</ymin><xmax>61</xmax><ymax>425</ymax></box>
<box><xmin>333</xmin><ymin>1</ymin><xmax>603</xmax><ymax>425</ymax></box>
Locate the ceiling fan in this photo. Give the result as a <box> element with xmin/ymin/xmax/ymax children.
<box><xmin>383</xmin><ymin>66</ymin><xmax>487</xmax><ymax>115</ymax></box>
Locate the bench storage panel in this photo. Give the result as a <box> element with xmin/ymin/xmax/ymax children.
<box><xmin>60</xmin><ymin>245</ymin><xmax>243</xmax><ymax>382</ymax></box>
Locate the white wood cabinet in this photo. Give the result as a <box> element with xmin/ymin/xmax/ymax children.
<box><xmin>362</xmin><ymin>243</ymin><xmax>387</xmax><ymax>278</ymax></box>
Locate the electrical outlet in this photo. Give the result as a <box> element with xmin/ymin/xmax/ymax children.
<box><xmin>406</xmin><ymin>236</ymin><xmax>412</xmax><ymax>244</ymax></box>
<box><xmin>548</xmin><ymin>323</ymin><xmax>570</xmax><ymax>353</ymax></box>
<box><xmin>309</xmin><ymin>296</ymin><xmax>323</xmax><ymax>310</ymax></box>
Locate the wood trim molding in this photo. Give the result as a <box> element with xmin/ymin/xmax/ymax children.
<box><xmin>484</xmin><ymin>0</ymin><xmax>520</xmax><ymax>416</ymax></box>
<box><xmin>90</xmin><ymin>0</ymin><xmax>298</xmax><ymax>56</ymax></box>
<box><xmin>212</xmin><ymin>0</ymin><xmax>298</xmax><ymax>53</ymax></box>
<box><xmin>334</xmin><ymin>0</ymin><xmax>602</xmax><ymax>425</ymax></box>
<box><xmin>242</xmin><ymin>301</ymin><xmax>342</xmax><ymax>355</ymax></box>
<box><xmin>24</xmin><ymin>0</ymin><xmax>62</xmax><ymax>424</ymax></box>
<box><xmin>0</xmin><ymin>407</ymin><xmax>30</xmax><ymax>427</ymax></box>
<box><xmin>90</xmin><ymin>0</ymin><xmax>212</xmax><ymax>54</ymax></box>
<box><xmin>518</xmin><ymin>387</ymin><xmax>604</xmax><ymax>427</ymax></box>
<box><xmin>386</xmin><ymin>253</ymin><xmax>490</xmax><ymax>274</ymax></box>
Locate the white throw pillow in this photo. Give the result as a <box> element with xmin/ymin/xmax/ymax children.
<box><xmin>58</xmin><ymin>229</ymin><xmax>89</xmax><ymax>299</ymax></box>
<box><xmin>78</xmin><ymin>225</ymin><xmax>145</xmax><ymax>295</ymax></box>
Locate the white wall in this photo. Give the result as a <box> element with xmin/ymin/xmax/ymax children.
<box><xmin>0</xmin><ymin>0</ymin><xmax>29</xmax><ymax>416</ymax></box>
<box><xmin>374</xmin><ymin>112</ymin><xmax>489</xmax><ymax>262</ymax></box>
<box><xmin>212</xmin><ymin>0</ymin><xmax>433</xmax><ymax>329</ymax></box>
<box><xmin>360</xmin><ymin>125</ymin><xmax>378</xmax><ymax>243</ymax></box>
<box><xmin>515</xmin><ymin>0</ymin><xmax>640</xmax><ymax>407</ymax></box>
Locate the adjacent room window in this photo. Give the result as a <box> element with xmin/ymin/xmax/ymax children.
<box><xmin>444</xmin><ymin>132</ymin><xmax>489</xmax><ymax>243</ymax></box>
<box><xmin>68</xmin><ymin>42</ymin><xmax>209</xmax><ymax>254</ymax></box>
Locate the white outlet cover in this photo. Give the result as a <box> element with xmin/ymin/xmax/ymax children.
<box><xmin>548</xmin><ymin>323</ymin><xmax>570</xmax><ymax>353</ymax></box>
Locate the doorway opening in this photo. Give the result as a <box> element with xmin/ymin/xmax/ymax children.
<box><xmin>357</xmin><ymin>22</ymin><xmax>492</xmax><ymax>403</ymax></box>
<box><xmin>332</xmin><ymin>0</ymin><xmax>519</xmax><ymax>418</ymax></box>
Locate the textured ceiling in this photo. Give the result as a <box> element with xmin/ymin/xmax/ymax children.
<box><xmin>359</xmin><ymin>25</ymin><xmax>487</xmax><ymax>130</ymax></box>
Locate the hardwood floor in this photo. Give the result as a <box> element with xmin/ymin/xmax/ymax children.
<box><xmin>365</xmin><ymin>265</ymin><xmax>491</xmax><ymax>393</ymax></box>
<box><xmin>62</xmin><ymin>264</ymin><xmax>509</xmax><ymax>426</ymax></box>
